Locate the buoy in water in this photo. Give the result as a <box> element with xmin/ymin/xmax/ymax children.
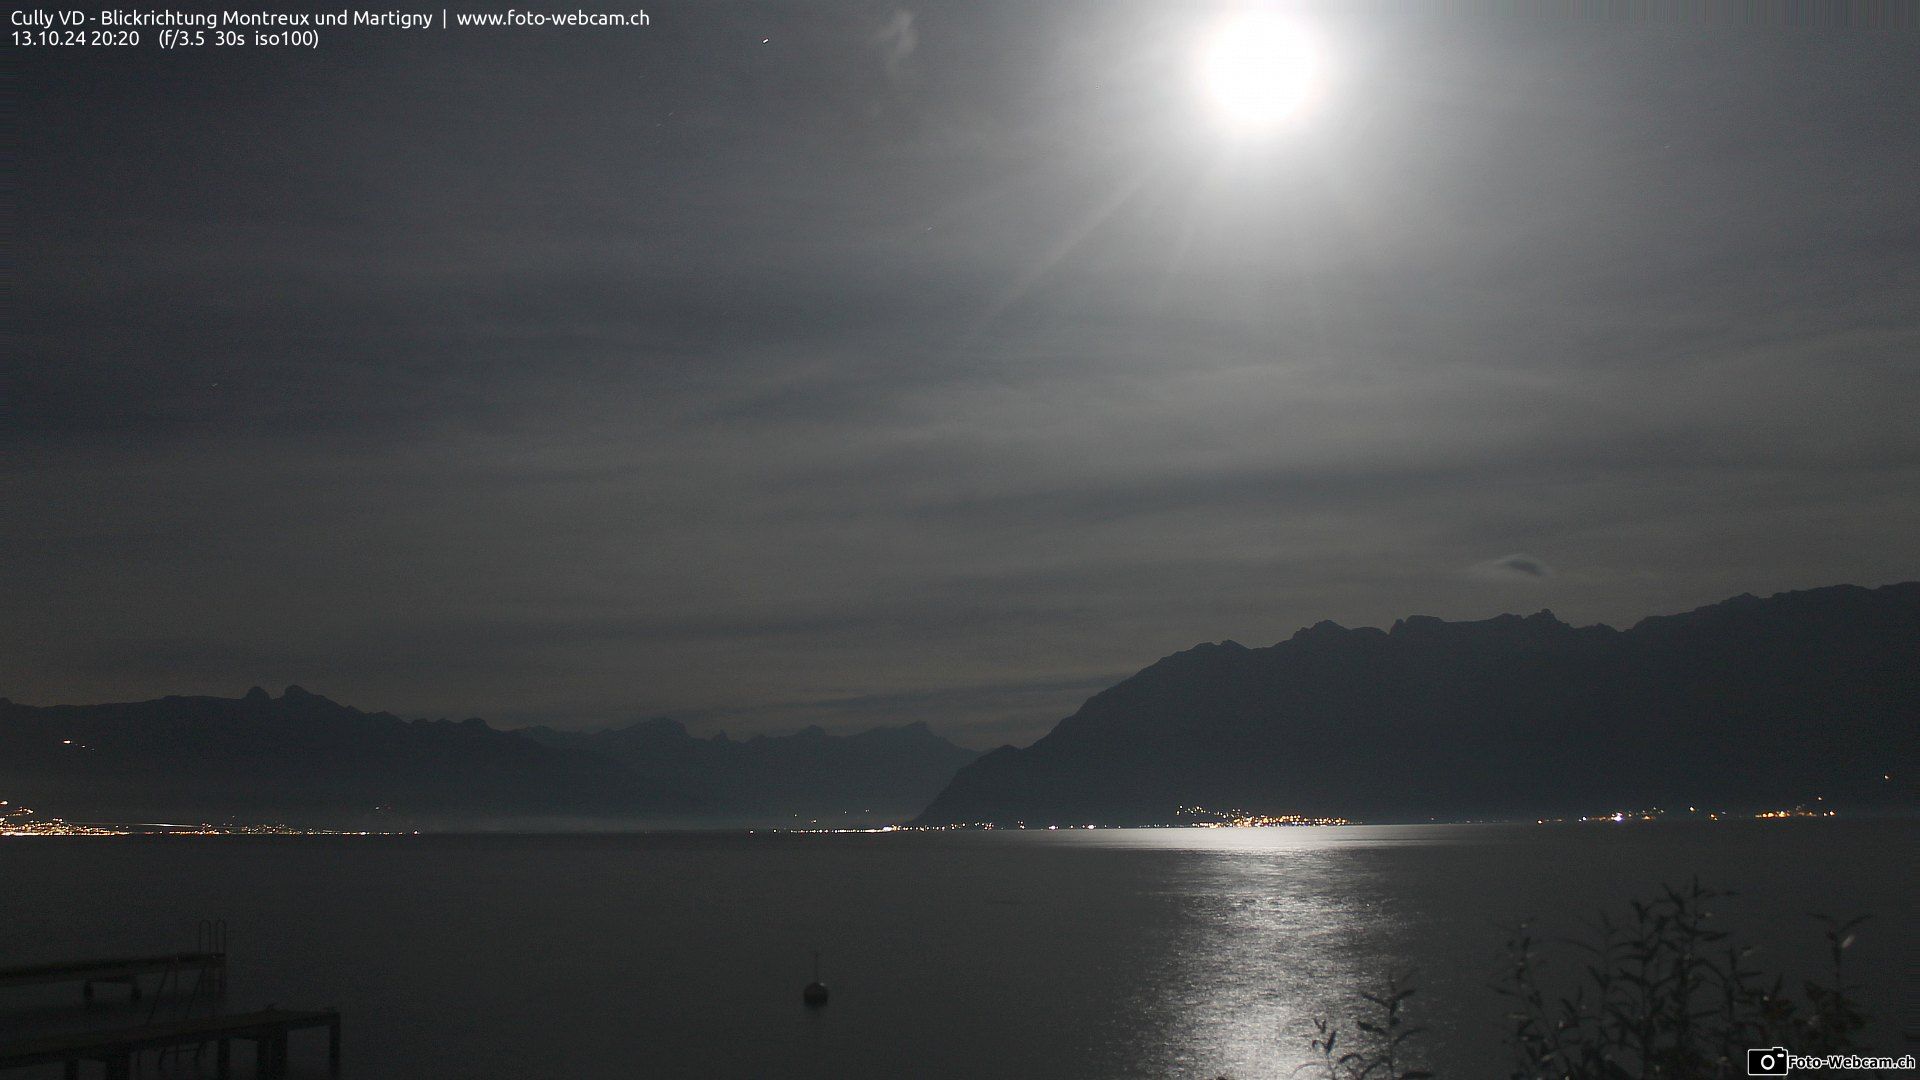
<box><xmin>803</xmin><ymin>950</ymin><xmax>829</xmax><ymax>1007</ymax></box>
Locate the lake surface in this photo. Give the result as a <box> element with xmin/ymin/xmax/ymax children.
<box><xmin>1</xmin><ymin>822</ymin><xmax>1913</xmax><ymax>1077</ymax></box>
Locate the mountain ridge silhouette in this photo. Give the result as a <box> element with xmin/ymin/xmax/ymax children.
<box><xmin>913</xmin><ymin>582</ymin><xmax>1920</xmax><ymax>825</ymax></box>
<box><xmin>0</xmin><ymin>686</ymin><xmax>978</xmax><ymax>828</ymax></box>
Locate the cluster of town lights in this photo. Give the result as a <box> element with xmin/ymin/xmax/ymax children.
<box><xmin>1535</xmin><ymin>801</ymin><xmax>1839</xmax><ymax>825</ymax></box>
<box><xmin>1</xmin><ymin>800</ymin><xmax>410</xmax><ymax>837</ymax></box>
<box><xmin>1176</xmin><ymin>806</ymin><xmax>1353</xmax><ymax>827</ymax></box>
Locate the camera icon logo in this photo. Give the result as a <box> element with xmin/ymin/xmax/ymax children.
<box><xmin>1747</xmin><ymin>1047</ymin><xmax>1791</xmax><ymax>1076</ymax></box>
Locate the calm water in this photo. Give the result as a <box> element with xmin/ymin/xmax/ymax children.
<box><xmin>1</xmin><ymin>822</ymin><xmax>1913</xmax><ymax>1077</ymax></box>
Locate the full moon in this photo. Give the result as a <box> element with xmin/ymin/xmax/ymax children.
<box><xmin>1197</xmin><ymin>12</ymin><xmax>1325</xmax><ymax>135</ymax></box>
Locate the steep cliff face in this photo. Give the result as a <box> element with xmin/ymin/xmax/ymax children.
<box><xmin>913</xmin><ymin>583</ymin><xmax>1920</xmax><ymax>825</ymax></box>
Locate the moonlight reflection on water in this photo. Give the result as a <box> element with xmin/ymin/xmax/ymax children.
<box><xmin>0</xmin><ymin>825</ymin><xmax>1908</xmax><ymax>1078</ymax></box>
<box><xmin>1083</xmin><ymin>827</ymin><xmax>1429</xmax><ymax>1077</ymax></box>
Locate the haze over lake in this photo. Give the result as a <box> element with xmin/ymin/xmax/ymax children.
<box><xmin>3</xmin><ymin>822</ymin><xmax>1911</xmax><ymax>1078</ymax></box>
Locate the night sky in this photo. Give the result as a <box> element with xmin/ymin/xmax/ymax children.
<box><xmin>8</xmin><ymin>1</ymin><xmax>1916</xmax><ymax>745</ymax></box>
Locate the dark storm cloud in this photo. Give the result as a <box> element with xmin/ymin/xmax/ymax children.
<box><xmin>6</xmin><ymin>1</ymin><xmax>1917</xmax><ymax>745</ymax></box>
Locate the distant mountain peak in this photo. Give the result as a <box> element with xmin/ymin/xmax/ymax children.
<box><xmin>511</xmin><ymin>711</ymin><xmax>982</xmax><ymax>824</ymax></box>
<box><xmin>1387</xmin><ymin>614</ymin><xmax>1445</xmax><ymax>637</ymax></box>
<box><xmin>1385</xmin><ymin>609</ymin><xmax>1573</xmax><ymax>641</ymax></box>
<box><xmin>0</xmin><ymin>687</ymin><xmax>693</xmax><ymax>826</ymax></box>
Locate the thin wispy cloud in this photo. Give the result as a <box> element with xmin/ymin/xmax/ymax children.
<box><xmin>1468</xmin><ymin>554</ymin><xmax>1555</xmax><ymax>583</ymax></box>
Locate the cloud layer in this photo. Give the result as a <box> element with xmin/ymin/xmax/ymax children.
<box><xmin>7</xmin><ymin>2</ymin><xmax>1917</xmax><ymax>744</ymax></box>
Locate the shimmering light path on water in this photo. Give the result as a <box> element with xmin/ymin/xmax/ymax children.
<box><xmin>1</xmin><ymin>823</ymin><xmax>1912</xmax><ymax>1077</ymax></box>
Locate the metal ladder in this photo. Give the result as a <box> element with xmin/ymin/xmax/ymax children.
<box><xmin>140</xmin><ymin>919</ymin><xmax>229</xmax><ymax>1077</ymax></box>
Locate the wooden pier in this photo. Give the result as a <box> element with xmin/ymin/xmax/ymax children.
<box><xmin>0</xmin><ymin>953</ymin><xmax>226</xmax><ymax>1004</ymax></box>
<box><xmin>0</xmin><ymin>1007</ymin><xmax>339</xmax><ymax>1078</ymax></box>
